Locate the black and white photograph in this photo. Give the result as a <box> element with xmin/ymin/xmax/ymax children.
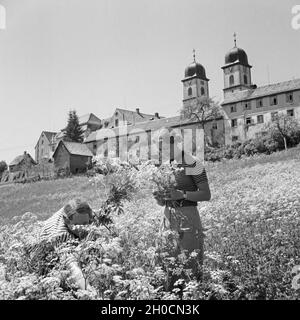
<box><xmin>0</xmin><ymin>0</ymin><xmax>300</xmax><ymax>310</ymax></box>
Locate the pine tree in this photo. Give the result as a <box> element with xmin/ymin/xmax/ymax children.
<box><xmin>64</xmin><ymin>110</ymin><xmax>84</xmax><ymax>143</ymax></box>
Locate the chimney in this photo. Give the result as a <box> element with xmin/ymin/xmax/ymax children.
<box><xmin>136</xmin><ymin>108</ymin><xmax>140</xmax><ymax>114</ymax></box>
<box><xmin>155</xmin><ymin>112</ymin><xmax>160</xmax><ymax>119</ymax></box>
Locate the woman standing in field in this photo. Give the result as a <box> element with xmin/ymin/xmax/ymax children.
<box><xmin>153</xmin><ymin>130</ymin><xmax>211</xmax><ymax>284</ymax></box>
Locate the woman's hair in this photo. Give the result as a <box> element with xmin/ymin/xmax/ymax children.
<box><xmin>62</xmin><ymin>198</ymin><xmax>93</xmax><ymax>222</ymax></box>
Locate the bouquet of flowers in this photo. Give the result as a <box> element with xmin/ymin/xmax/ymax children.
<box><xmin>150</xmin><ymin>161</ymin><xmax>184</xmax><ymax>207</ymax></box>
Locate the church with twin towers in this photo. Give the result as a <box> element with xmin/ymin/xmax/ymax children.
<box><xmin>181</xmin><ymin>34</ymin><xmax>300</xmax><ymax>145</ymax></box>
<box><xmin>36</xmin><ymin>34</ymin><xmax>300</xmax><ymax>164</ymax></box>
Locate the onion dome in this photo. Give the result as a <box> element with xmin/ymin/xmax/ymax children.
<box><xmin>184</xmin><ymin>49</ymin><xmax>208</xmax><ymax>80</ymax></box>
<box><xmin>225</xmin><ymin>46</ymin><xmax>250</xmax><ymax>66</ymax></box>
<box><xmin>184</xmin><ymin>61</ymin><xmax>208</xmax><ymax>79</ymax></box>
<box><xmin>224</xmin><ymin>33</ymin><xmax>251</xmax><ymax>66</ymax></box>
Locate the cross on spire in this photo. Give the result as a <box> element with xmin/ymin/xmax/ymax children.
<box><xmin>233</xmin><ymin>32</ymin><xmax>237</xmax><ymax>47</ymax></box>
<box><xmin>193</xmin><ymin>48</ymin><xmax>196</xmax><ymax>62</ymax></box>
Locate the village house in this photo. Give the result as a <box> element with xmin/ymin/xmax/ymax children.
<box><xmin>35</xmin><ymin>131</ymin><xmax>57</xmax><ymax>163</ymax></box>
<box><xmin>35</xmin><ymin>113</ymin><xmax>101</xmax><ymax>163</ymax></box>
<box><xmin>52</xmin><ymin>140</ymin><xmax>93</xmax><ymax>174</ymax></box>
<box><xmin>9</xmin><ymin>151</ymin><xmax>36</xmax><ymax>173</ymax></box>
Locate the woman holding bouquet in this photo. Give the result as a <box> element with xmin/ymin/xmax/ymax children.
<box><xmin>153</xmin><ymin>130</ymin><xmax>211</xmax><ymax>284</ymax></box>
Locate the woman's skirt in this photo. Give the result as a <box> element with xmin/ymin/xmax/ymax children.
<box><xmin>161</xmin><ymin>205</ymin><xmax>205</xmax><ymax>282</ymax></box>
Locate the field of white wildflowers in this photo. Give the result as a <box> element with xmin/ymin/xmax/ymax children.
<box><xmin>0</xmin><ymin>149</ymin><xmax>300</xmax><ymax>300</ymax></box>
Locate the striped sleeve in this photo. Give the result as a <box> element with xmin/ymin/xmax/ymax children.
<box><xmin>192</xmin><ymin>167</ymin><xmax>208</xmax><ymax>186</ymax></box>
<box><xmin>38</xmin><ymin>209</ymin><xmax>76</xmax><ymax>248</ymax></box>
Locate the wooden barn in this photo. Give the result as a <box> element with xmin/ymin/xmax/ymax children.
<box><xmin>53</xmin><ymin>141</ymin><xmax>93</xmax><ymax>174</ymax></box>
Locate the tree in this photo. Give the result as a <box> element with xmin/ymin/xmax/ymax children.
<box><xmin>180</xmin><ymin>96</ymin><xmax>224</xmax><ymax>147</ymax></box>
<box><xmin>0</xmin><ymin>160</ymin><xmax>8</xmax><ymax>178</ymax></box>
<box><xmin>265</xmin><ymin>113</ymin><xmax>300</xmax><ymax>150</ymax></box>
<box><xmin>64</xmin><ymin>110</ymin><xmax>84</xmax><ymax>143</ymax></box>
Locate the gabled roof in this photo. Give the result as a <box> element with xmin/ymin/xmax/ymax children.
<box><xmin>79</xmin><ymin>113</ymin><xmax>101</xmax><ymax>126</ymax></box>
<box><xmin>103</xmin><ymin>108</ymin><xmax>164</xmax><ymax>128</ymax></box>
<box><xmin>9</xmin><ymin>153</ymin><xmax>36</xmax><ymax>166</ymax></box>
<box><xmin>222</xmin><ymin>78</ymin><xmax>300</xmax><ymax>105</ymax></box>
<box><xmin>43</xmin><ymin>131</ymin><xmax>58</xmax><ymax>142</ymax></box>
<box><xmin>116</xmin><ymin>108</ymin><xmax>159</xmax><ymax>120</ymax></box>
<box><xmin>35</xmin><ymin>131</ymin><xmax>58</xmax><ymax>148</ymax></box>
<box><xmin>53</xmin><ymin>141</ymin><xmax>93</xmax><ymax>158</ymax></box>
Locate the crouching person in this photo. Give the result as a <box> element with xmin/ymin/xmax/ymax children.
<box><xmin>26</xmin><ymin>198</ymin><xmax>94</xmax><ymax>290</ymax></box>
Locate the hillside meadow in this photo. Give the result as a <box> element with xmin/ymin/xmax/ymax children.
<box><xmin>0</xmin><ymin>147</ymin><xmax>300</xmax><ymax>299</ymax></box>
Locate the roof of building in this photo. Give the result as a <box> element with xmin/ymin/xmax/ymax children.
<box><xmin>222</xmin><ymin>78</ymin><xmax>300</xmax><ymax>105</ymax></box>
<box><xmin>84</xmin><ymin>114</ymin><xmax>222</xmax><ymax>143</ymax></box>
<box><xmin>184</xmin><ymin>61</ymin><xmax>208</xmax><ymax>80</ymax></box>
<box><xmin>53</xmin><ymin>141</ymin><xmax>93</xmax><ymax>158</ymax></box>
<box><xmin>78</xmin><ymin>113</ymin><xmax>101</xmax><ymax>126</ymax></box>
<box><xmin>116</xmin><ymin>108</ymin><xmax>161</xmax><ymax>121</ymax></box>
<box><xmin>43</xmin><ymin>131</ymin><xmax>58</xmax><ymax>142</ymax></box>
<box><xmin>35</xmin><ymin>131</ymin><xmax>58</xmax><ymax>148</ymax></box>
<box><xmin>103</xmin><ymin>108</ymin><xmax>164</xmax><ymax>128</ymax></box>
<box><xmin>9</xmin><ymin>152</ymin><xmax>36</xmax><ymax>166</ymax></box>
<box><xmin>224</xmin><ymin>46</ymin><xmax>250</xmax><ymax>67</ymax></box>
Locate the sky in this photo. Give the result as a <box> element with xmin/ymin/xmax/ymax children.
<box><xmin>0</xmin><ymin>0</ymin><xmax>300</xmax><ymax>163</ymax></box>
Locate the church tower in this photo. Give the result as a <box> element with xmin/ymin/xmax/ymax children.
<box><xmin>182</xmin><ymin>50</ymin><xmax>209</xmax><ymax>108</ymax></box>
<box><xmin>222</xmin><ymin>33</ymin><xmax>253</xmax><ymax>98</ymax></box>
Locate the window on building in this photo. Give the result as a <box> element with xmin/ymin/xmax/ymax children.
<box><xmin>201</xmin><ymin>87</ymin><xmax>205</xmax><ymax>96</ymax></box>
<box><xmin>104</xmin><ymin>138</ymin><xmax>108</xmax><ymax>157</ymax></box>
<box><xmin>244</xmin><ymin>102</ymin><xmax>251</xmax><ymax>110</ymax></box>
<box><xmin>231</xmin><ymin>119</ymin><xmax>238</xmax><ymax>128</ymax></box>
<box><xmin>188</xmin><ymin>87</ymin><xmax>192</xmax><ymax>96</ymax></box>
<box><xmin>232</xmin><ymin>136</ymin><xmax>239</xmax><ymax>142</ymax></box>
<box><xmin>246</xmin><ymin>117</ymin><xmax>252</xmax><ymax>125</ymax></box>
<box><xmin>257</xmin><ymin>115</ymin><xmax>264</xmax><ymax>124</ymax></box>
<box><xmin>212</xmin><ymin>123</ymin><xmax>218</xmax><ymax>130</ymax></box>
<box><xmin>256</xmin><ymin>99</ymin><xmax>264</xmax><ymax>108</ymax></box>
<box><xmin>115</xmin><ymin>119</ymin><xmax>119</xmax><ymax>127</ymax></box>
<box><xmin>287</xmin><ymin>109</ymin><xmax>294</xmax><ymax>117</ymax></box>
<box><xmin>93</xmin><ymin>143</ymin><xmax>97</xmax><ymax>150</ymax></box>
<box><xmin>41</xmin><ymin>140</ymin><xmax>44</xmax><ymax>145</ymax></box>
<box><xmin>230</xmin><ymin>104</ymin><xmax>237</xmax><ymax>113</ymax></box>
<box><xmin>116</xmin><ymin>136</ymin><xmax>119</xmax><ymax>157</ymax></box>
<box><xmin>270</xmin><ymin>96</ymin><xmax>278</xmax><ymax>106</ymax></box>
<box><xmin>286</xmin><ymin>92</ymin><xmax>294</xmax><ymax>103</ymax></box>
<box><xmin>244</xmin><ymin>75</ymin><xmax>248</xmax><ymax>84</ymax></box>
<box><xmin>271</xmin><ymin>112</ymin><xmax>278</xmax><ymax>121</ymax></box>
<box><xmin>229</xmin><ymin>75</ymin><xmax>234</xmax><ymax>86</ymax></box>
